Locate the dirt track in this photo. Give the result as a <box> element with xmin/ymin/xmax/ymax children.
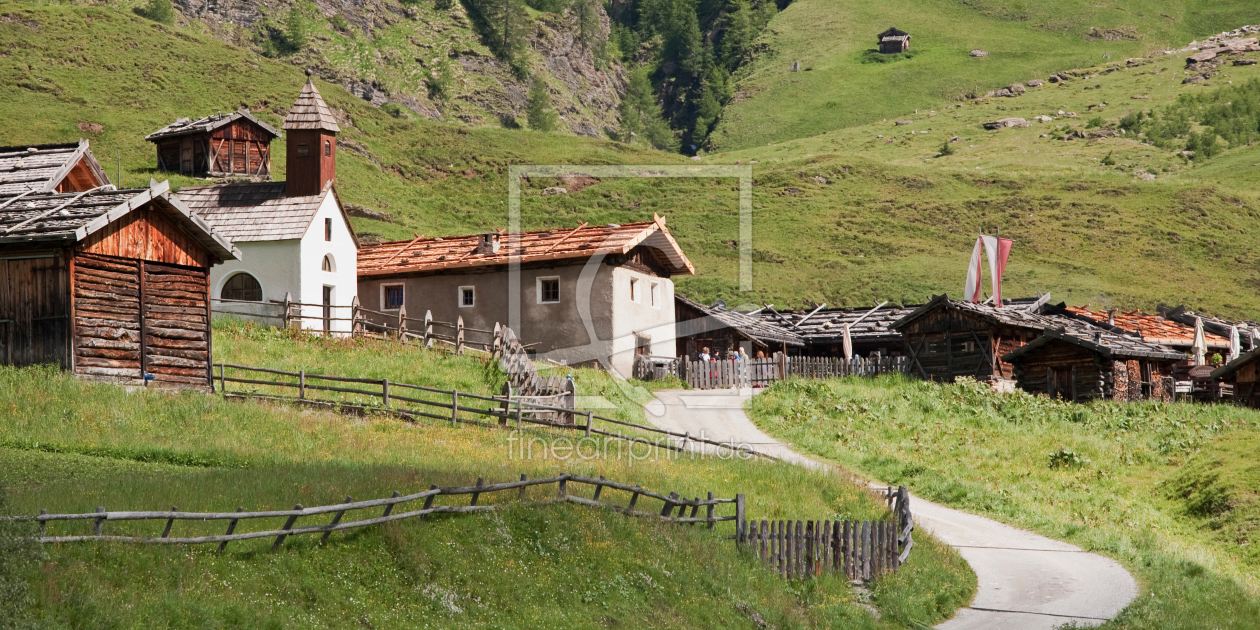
<box><xmin>645</xmin><ymin>388</ymin><xmax>1138</xmax><ymax>629</ymax></box>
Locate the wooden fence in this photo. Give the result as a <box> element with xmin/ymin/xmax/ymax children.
<box><xmin>19</xmin><ymin>474</ymin><xmax>743</xmax><ymax>551</ymax></box>
<box><xmin>736</xmin><ymin>486</ymin><xmax>913</xmax><ymax>581</ymax></box>
<box><xmin>213</xmin><ymin>363</ymin><xmax>775</xmax><ymax>461</ymax></box>
<box><xmin>681</xmin><ymin>355</ymin><xmax>910</xmax><ymax>390</ymax></box>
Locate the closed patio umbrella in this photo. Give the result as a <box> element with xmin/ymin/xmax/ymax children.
<box><xmin>1229</xmin><ymin>325</ymin><xmax>1241</xmax><ymax>362</ymax></box>
<box><xmin>1192</xmin><ymin>317</ymin><xmax>1207</xmax><ymax>366</ymax></box>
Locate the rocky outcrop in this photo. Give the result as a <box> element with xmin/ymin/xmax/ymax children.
<box><xmin>983</xmin><ymin>118</ymin><xmax>1028</xmax><ymax>130</ymax></box>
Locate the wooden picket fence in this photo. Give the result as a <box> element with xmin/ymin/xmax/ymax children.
<box><xmin>681</xmin><ymin>355</ymin><xmax>911</xmax><ymax>390</ymax></box>
<box><xmin>18</xmin><ymin>474</ymin><xmax>744</xmax><ymax>551</ymax></box>
<box><xmin>736</xmin><ymin>486</ymin><xmax>913</xmax><ymax>581</ymax></box>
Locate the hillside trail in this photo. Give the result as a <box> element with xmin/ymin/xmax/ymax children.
<box><xmin>643</xmin><ymin>388</ymin><xmax>1138</xmax><ymax>629</ymax></box>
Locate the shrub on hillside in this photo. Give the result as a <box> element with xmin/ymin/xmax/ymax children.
<box><xmin>526</xmin><ymin>77</ymin><xmax>557</xmax><ymax>132</ymax></box>
<box><xmin>136</xmin><ymin>0</ymin><xmax>175</xmax><ymax>25</ymax></box>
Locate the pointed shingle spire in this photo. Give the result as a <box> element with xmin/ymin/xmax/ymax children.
<box><xmin>283</xmin><ymin>71</ymin><xmax>341</xmax><ymax>132</ymax></box>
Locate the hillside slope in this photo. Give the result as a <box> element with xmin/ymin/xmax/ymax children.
<box><xmin>708</xmin><ymin>0</ymin><xmax>1257</xmax><ymax>151</ymax></box>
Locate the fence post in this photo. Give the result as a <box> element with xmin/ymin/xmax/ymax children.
<box><xmin>382</xmin><ymin>491</ymin><xmax>400</xmax><ymax>517</ymax></box>
<box><xmin>424</xmin><ymin>310</ymin><xmax>433</xmax><ymax>348</ymax></box>
<box><xmin>272</xmin><ymin>504</ymin><xmax>303</xmax><ymax>551</ymax></box>
<box><xmin>93</xmin><ymin>506</ymin><xmax>105</xmax><ymax>536</ymax></box>
<box><xmin>451</xmin><ymin>390</ymin><xmax>459</xmax><ymax>426</ymax></box>
<box><xmin>593</xmin><ymin>476</ymin><xmax>605</xmax><ymax>502</ymax></box>
<box><xmin>499</xmin><ymin>382</ymin><xmax>512</xmax><ymax>426</ymax></box>
<box><xmin>706</xmin><ymin>492</ymin><xmax>715</xmax><ymax>529</ymax></box>
<box><xmin>564</xmin><ymin>378</ymin><xmax>576</xmax><ymax>425</ymax></box>
<box><xmin>471</xmin><ymin>478</ymin><xmax>484</xmax><ymax>506</ymax></box>
<box><xmin>216</xmin><ymin>507</ymin><xmax>244</xmax><ymax>555</ymax></box>
<box><xmin>735</xmin><ymin>493</ymin><xmax>746</xmax><ymax>544</ymax></box>
<box><xmin>38</xmin><ymin>509</ymin><xmax>46</xmax><ymax>538</ymax></box>
<box><xmin>283</xmin><ymin>292</ymin><xmax>292</xmax><ymax>328</ymax></box>
<box><xmin>420</xmin><ymin>485</ymin><xmax>438</xmax><ymax>521</ymax></box>
<box><xmin>518</xmin><ymin>474</ymin><xmax>527</xmax><ymax>501</ymax></box>
<box><xmin>397</xmin><ymin>304</ymin><xmax>407</xmax><ymax>341</ymax></box>
<box><xmin>456</xmin><ymin>316</ymin><xmax>465</xmax><ymax>355</ymax></box>
<box><xmin>558</xmin><ymin>476</ymin><xmax>568</xmax><ymax>499</ymax></box>
<box><xmin>320</xmin><ymin>496</ymin><xmax>352</xmax><ymax>545</ymax></box>
<box><xmin>219</xmin><ymin>363</ymin><xmax>227</xmax><ymax>394</ymax></box>
<box><xmin>161</xmin><ymin>506</ymin><xmax>176</xmax><ymax>538</ymax></box>
<box><xmin>629</xmin><ymin>486</ymin><xmax>641</xmax><ymax>510</ymax></box>
<box><xmin>515</xmin><ymin>397</ymin><xmax>523</xmax><ymax>430</ymax></box>
<box><xmin>492</xmin><ymin>323</ymin><xmax>503</xmax><ymax>359</ymax></box>
<box><xmin>661</xmin><ymin>492</ymin><xmax>678</xmax><ymax>517</ymax></box>
<box><xmin>585</xmin><ymin>411</ymin><xmax>593</xmax><ymax>438</ymax></box>
<box><xmin>382</xmin><ymin>378</ymin><xmax>390</xmax><ymax>407</ymax></box>
<box><xmin>298</xmin><ymin>370</ymin><xmax>306</xmax><ymax>400</ymax></box>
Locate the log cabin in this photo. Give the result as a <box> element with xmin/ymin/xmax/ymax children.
<box><xmin>878</xmin><ymin>27</ymin><xmax>911</xmax><ymax>53</ymax></box>
<box><xmin>0</xmin><ymin>180</ymin><xmax>240</xmax><ymax>388</ymax></box>
<box><xmin>358</xmin><ymin>216</ymin><xmax>693</xmax><ymax>377</ymax></box>
<box><xmin>1003</xmin><ymin>327</ymin><xmax>1182</xmax><ymax>402</ymax></box>
<box><xmin>145</xmin><ymin>109</ymin><xmax>281</xmax><ymax>179</ymax></box>
<box><xmin>1210</xmin><ymin>349</ymin><xmax>1260</xmax><ymax>408</ymax></box>
<box><xmin>0</xmin><ymin>140</ymin><xmax>112</xmax><ymax>196</ymax></box>
<box><xmin>889</xmin><ymin>294</ymin><xmax>1090</xmax><ymax>383</ymax></box>
<box><xmin>674</xmin><ymin>295</ymin><xmax>804</xmax><ymax>360</ymax></box>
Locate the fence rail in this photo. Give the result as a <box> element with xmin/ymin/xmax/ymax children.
<box><xmin>19</xmin><ymin>474</ymin><xmax>743</xmax><ymax>552</ymax></box>
<box><xmin>736</xmin><ymin>486</ymin><xmax>913</xmax><ymax>581</ymax></box>
<box><xmin>679</xmin><ymin>355</ymin><xmax>910</xmax><ymax>390</ymax></box>
<box><xmin>213</xmin><ymin>363</ymin><xmax>776</xmax><ymax>461</ymax></box>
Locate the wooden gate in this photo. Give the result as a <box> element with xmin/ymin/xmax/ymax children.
<box><xmin>0</xmin><ymin>253</ymin><xmax>70</xmax><ymax>369</ymax></box>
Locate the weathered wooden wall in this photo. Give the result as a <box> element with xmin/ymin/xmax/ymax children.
<box><xmin>1009</xmin><ymin>341</ymin><xmax>1104</xmax><ymax>401</ymax></box>
<box><xmin>73</xmin><ymin>252</ymin><xmax>142</xmax><ymax>383</ymax></box>
<box><xmin>0</xmin><ymin>251</ymin><xmax>70</xmax><ymax>368</ymax></box>
<box><xmin>142</xmin><ymin>261</ymin><xmax>211</xmax><ymax>387</ymax></box>
<box><xmin>902</xmin><ymin>310</ymin><xmax>1030</xmax><ymax>382</ymax></box>
<box><xmin>156</xmin><ymin>119</ymin><xmax>272</xmax><ymax>178</ymax></box>
<box><xmin>81</xmin><ymin>207</ymin><xmax>212</xmax><ymax>269</ymax></box>
<box><xmin>285</xmin><ymin>129</ymin><xmax>335</xmax><ymax>197</ymax></box>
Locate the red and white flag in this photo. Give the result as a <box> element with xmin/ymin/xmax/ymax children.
<box><xmin>963</xmin><ymin>234</ymin><xmax>1014</xmax><ymax>304</ymax></box>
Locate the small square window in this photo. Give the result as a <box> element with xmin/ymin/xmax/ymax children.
<box><xmin>459</xmin><ymin>286</ymin><xmax>475</xmax><ymax>308</ymax></box>
<box><xmin>325</xmin><ymin>218</ymin><xmax>332</xmax><ymax>241</ymax></box>
<box><xmin>650</xmin><ymin>282</ymin><xmax>660</xmax><ymax>308</ymax></box>
<box><xmin>324</xmin><ymin>139</ymin><xmax>331</xmax><ymax>156</ymax></box>
<box><xmin>537</xmin><ymin>277</ymin><xmax>560</xmax><ymax>304</ymax></box>
<box><xmin>629</xmin><ymin>278</ymin><xmax>639</xmax><ymax>303</ymax></box>
<box><xmin>296</xmin><ymin>143</ymin><xmax>310</xmax><ymax>157</ymax></box>
<box><xmin>383</xmin><ymin>284</ymin><xmax>404</xmax><ymax>310</ymax></box>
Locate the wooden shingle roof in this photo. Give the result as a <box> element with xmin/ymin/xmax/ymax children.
<box><xmin>283</xmin><ymin>78</ymin><xmax>341</xmax><ymax>132</ymax></box>
<box><xmin>358</xmin><ymin>216</ymin><xmax>694</xmax><ymax>277</ymax></box>
<box><xmin>890</xmin><ymin>294</ymin><xmax>1077</xmax><ymax>332</ymax></box>
<box><xmin>0</xmin><ymin>180</ymin><xmax>239</xmax><ymax>261</ymax></box>
<box><xmin>0</xmin><ymin>140</ymin><xmax>110</xmax><ymax>196</ymax></box>
<box><xmin>145</xmin><ymin>109</ymin><xmax>281</xmax><ymax>142</ymax></box>
<box><xmin>1004</xmin><ymin>327</ymin><xmax>1186</xmax><ymax>362</ymax></box>
<box><xmin>676</xmin><ymin>295</ymin><xmax>805</xmax><ymax>347</ymax></box>
<box><xmin>176</xmin><ymin>181</ymin><xmax>343</xmax><ymax>243</ymax></box>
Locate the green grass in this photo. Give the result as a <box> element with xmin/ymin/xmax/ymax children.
<box><xmin>746</xmin><ymin>375</ymin><xmax>1260</xmax><ymax>628</ymax></box>
<box><xmin>0</xmin><ymin>362</ymin><xmax>975</xmax><ymax>629</ymax></box>
<box><xmin>708</xmin><ymin>0</ymin><xmax>1257</xmax><ymax>151</ymax></box>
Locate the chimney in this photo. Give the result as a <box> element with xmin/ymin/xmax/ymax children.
<box><xmin>475</xmin><ymin>233</ymin><xmax>501</xmax><ymax>255</ymax></box>
<box><xmin>1107</xmin><ymin>309</ymin><xmax>1116</xmax><ymax>326</ymax></box>
<box><xmin>282</xmin><ymin>70</ymin><xmax>341</xmax><ymax>197</ymax></box>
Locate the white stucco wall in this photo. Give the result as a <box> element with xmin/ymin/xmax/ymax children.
<box><xmin>209</xmin><ymin>193</ymin><xmax>357</xmax><ymax>333</ymax></box>
<box><xmin>296</xmin><ymin>193</ymin><xmax>358</xmax><ymax>333</ymax></box>
<box><xmin>608</xmin><ymin>266</ymin><xmax>677</xmax><ymax>377</ymax></box>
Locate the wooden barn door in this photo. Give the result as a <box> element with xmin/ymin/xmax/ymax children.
<box><xmin>141</xmin><ymin>261</ymin><xmax>211</xmax><ymax>387</ymax></box>
<box><xmin>0</xmin><ymin>254</ymin><xmax>70</xmax><ymax>368</ymax></box>
<box><xmin>73</xmin><ymin>253</ymin><xmax>142</xmax><ymax>380</ymax></box>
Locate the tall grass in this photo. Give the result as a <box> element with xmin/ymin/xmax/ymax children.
<box><xmin>748</xmin><ymin>375</ymin><xmax>1260</xmax><ymax>628</ymax></box>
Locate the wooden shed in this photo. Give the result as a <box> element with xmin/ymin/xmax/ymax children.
<box><xmin>1003</xmin><ymin>328</ymin><xmax>1182</xmax><ymax>402</ymax></box>
<box><xmin>878</xmin><ymin>27</ymin><xmax>911</xmax><ymax>54</ymax></box>
<box><xmin>0</xmin><ymin>181</ymin><xmax>239</xmax><ymax>388</ymax></box>
<box><xmin>1210</xmin><ymin>349</ymin><xmax>1260</xmax><ymax>408</ymax></box>
<box><xmin>889</xmin><ymin>294</ymin><xmax>1075</xmax><ymax>383</ymax></box>
<box><xmin>0</xmin><ymin>140</ymin><xmax>112</xmax><ymax>196</ymax></box>
<box><xmin>675</xmin><ymin>295</ymin><xmax>804</xmax><ymax>360</ymax></box>
<box><xmin>145</xmin><ymin>109</ymin><xmax>280</xmax><ymax>179</ymax></box>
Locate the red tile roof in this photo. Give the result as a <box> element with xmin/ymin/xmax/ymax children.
<box><xmin>1065</xmin><ymin>306</ymin><xmax>1229</xmax><ymax>348</ymax></box>
<box><xmin>357</xmin><ymin>215</ymin><xmax>694</xmax><ymax>277</ymax></box>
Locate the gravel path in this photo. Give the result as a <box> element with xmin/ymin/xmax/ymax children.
<box><xmin>645</xmin><ymin>388</ymin><xmax>1138</xmax><ymax>629</ymax></box>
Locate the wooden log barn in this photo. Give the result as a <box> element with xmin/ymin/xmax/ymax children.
<box><xmin>889</xmin><ymin>294</ymin><xmax>1078</xmax><ymax>383</ymax></box>
<box><xmin>674</xmin><ymin>295</ymin><xmax>804</xmax><ymax>359</ymax></box>
<box><xmin>0</xmin><ymin>181</ymin><xmax>240</xmax><ymax>388</ymax></box>
<box><xmin>0</xmin><ymin>140</ymin><xmax>112</xmax><ymax>196</ymax></box>
<box><xmin>1003</xmin><ymin>328</ymin><xmax>1182</xmax><ymax>402</ymax></box>
<box><xmin>877</xmin><ymin>27</ymin><xmax>911</xmax><ymax>53</ymax></box>
<box><xmin>145</xmin><ymin>109</ymin><xmax>280</xmax><ymax>179</ymax></box>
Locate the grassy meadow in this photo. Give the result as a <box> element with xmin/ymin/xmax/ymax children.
<box><xmin>709</xmin><ymin>0</ymin><xmax>1257</xmax><ymax>151</ymax></box>
<box><xmin>747</xmin><ymin>375</ymin><xmax>1260</xmax><ymax>628</ymax></box>
<box><xmin>0</xmin><ymin>359</ymin><xmax>974</xmax><ymax>629</ymax></box>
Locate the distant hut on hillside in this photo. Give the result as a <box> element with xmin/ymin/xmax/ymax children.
<box><xmin>878</xmin><ymin>27</ymin><xmax>911</xmax><ymax>54</ymax></box>
<box><xmin>145</xmin><ymin>109</ymin><xmax>280</xmax><ymax>179</ymax></box>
